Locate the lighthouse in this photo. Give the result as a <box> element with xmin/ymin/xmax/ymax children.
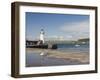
<box><xmin>40</xmin><ymin>29</ymin><xmax>45</xmax><ymax>44</ymax></box>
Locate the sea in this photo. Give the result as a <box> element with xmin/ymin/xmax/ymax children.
<box><xmin>26</xmin><ymin>43</ymin><xmax>89</xmax><ymax>67</ymax></box>
<box><xmin>57</xmin><ymin>44</ymin><xmax>89</xmax><ymax>53</ymax></box>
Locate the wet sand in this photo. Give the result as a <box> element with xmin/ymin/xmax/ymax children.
<box><xmin>26</xmin><ymin>48</ymin><xmax>89</xmax><ymax>64</ymax></box>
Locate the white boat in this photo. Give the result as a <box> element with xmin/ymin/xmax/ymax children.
<box><xmin>75</xmin><ymin>44</ymin><xmax>80</xmax><ymax>47</ymax></box>
<box><xmin>82</xmin><ymin>42</ymin><xmax>86</xmax><ymax>44</ymax></box>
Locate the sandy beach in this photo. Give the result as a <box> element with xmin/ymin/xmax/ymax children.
<box><xmin>26</xmin><ymin>48</ymin><xmax>89</xmax><ymax>64</ymax></box>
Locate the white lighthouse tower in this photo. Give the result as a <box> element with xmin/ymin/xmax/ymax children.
<box><xmin>40</xmin><ymin>29</ymin><xmax>45</xmax><ymax>44</ymax></box>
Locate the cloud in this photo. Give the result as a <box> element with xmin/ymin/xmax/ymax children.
<box><xmin>61</xmin><ymin>20</ymin><xmax>89</xmax><ymax>33</ymax></box>
<box><xmin>60</xmin><ymin>20</ymin><xmax>89</xmax><ymax>39</ymax></box>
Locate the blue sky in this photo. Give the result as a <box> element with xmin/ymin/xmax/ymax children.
<box><xmin>26</xmin><ymin>12</ymin><xmax>89</xmax><ymax>40</ymax></box>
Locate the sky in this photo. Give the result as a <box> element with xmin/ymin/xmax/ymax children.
<box><xmin>26</xmin><ymin>12</ymin><xmax>89</xmax><ymax>41</ymax></box>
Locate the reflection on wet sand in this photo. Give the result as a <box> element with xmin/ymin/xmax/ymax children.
<box><xmin>26</xmin><ymin>48</ymin><xmax>89</xmax><ymax>67</ymax></box>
